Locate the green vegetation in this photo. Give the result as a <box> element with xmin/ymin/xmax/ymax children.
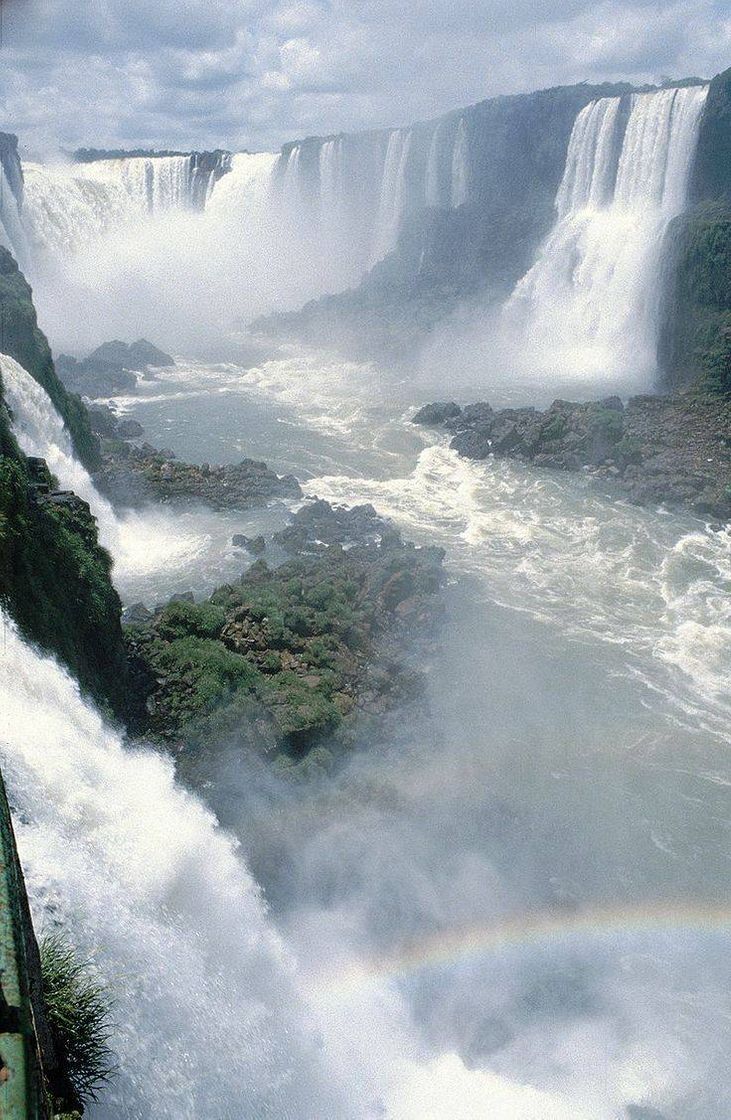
<box><xmin>0</xmin><ymin>248</ymin><xmax>99</xmax><ymax>467</ymax></box>
<box><xmin>40</xmin><ymin>933</ymin><xmax>116</xmax><ymax>1115</ymax></box>
<box><xmin>0</xmin><ymin>400</ymin><xmax>127</xmax><ymax>712</ymax></box>
<box><xmin>660</xmin><ymin>203</ymin><xmax>731</xmax><ymax>393</ymax></box>
<box><xmin>126</xmin><ymin>521</ymin><xmax>442</xmax><ymax>763</ymax></box>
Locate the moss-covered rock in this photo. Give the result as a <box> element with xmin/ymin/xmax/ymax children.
<box><xmin>659</xmin><ymin>203</ymin><xmax>731</xmax><ymax>392</ymax></box>
<box><xmin>125</xmin><ymin>503</ymin><xmax>443</xmax><ymax>763</ymax></box>
<box><xmin>0</xmin><ymin>248</ymin><xmax>100</xmax><ymax>468</ymax></box>
<box><xmin>0</xmin><ymin>398</ymin><xmax>127</xmax><ymax>713</ymax></box>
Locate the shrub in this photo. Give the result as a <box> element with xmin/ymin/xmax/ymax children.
<box><xmin>40</xmin><ymin>933</ymin><xmax>116</xmax><ymax>1111</ymax></box>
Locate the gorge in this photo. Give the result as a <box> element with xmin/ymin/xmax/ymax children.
<box><xmin>0</xmin><ymin>63</ymin><xmax>730</xmax><ymax>1120</ymax></box>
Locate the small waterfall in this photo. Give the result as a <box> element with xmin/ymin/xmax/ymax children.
<box><xmin>0</xmin><ymin>163</ymin><xmax>30</xmax><ymax>268</ymax></box>
<box><xmin>505</xmin><ymin>84</ymin><xmax>708</xmax><ymax>385</ymax></box>
<box><xmin>0</xmin><ymin>610</ymin><xmax>346</xmax><ymax>1118</ymax></box>
<box><xmin>370</xmin><ymin>129</ymin><xmax>413</xmax><ymax>266</ymax></box>
<box><xmin>319</xmin><ymin>138</ymin><xmax>343</xmax><ymax>228</ymax></box>
<box><xmin>280</xmin><ymin>145</ymin><xmax>303</xmax><ymax>209</ymax></box>
<box><xmin>450</xmin><ymin>118</ymin><xmax>469</xmax><ymax>208</ymax></box>
<box><xmin>0</xmin><ymin>352</ymin><xmax>120</xmax><ymax>544</ymax></box>
<box><xmin>0</xmin><ymin>353</ymin><xmax>251</xmax><ymax>603</ymax></box>
<box><xmin>425</xmin><ymin>121</ymin><xmax>446</xmax><ymax>208</ymax></box>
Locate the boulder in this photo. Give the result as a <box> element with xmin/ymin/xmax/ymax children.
<box><xmin>117</xmin><ymin>418</ymin><xmax>144</xmax><ymax>438</ymax></box>
<box><xmin>412</xmin><ymin>401</ymin><xmax>462</xmax><ymax>426</ymax></box>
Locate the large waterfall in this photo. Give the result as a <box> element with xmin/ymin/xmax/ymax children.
<box><xmin>3</xmin><ymin>81</ymin><xmax>708</xmax><ymax>380</ymax></box>
<box><xmin>0</xmin><ymin>610</ymin><xmax>348</xmax><ymax>1119</ymax></box>
<box><xmin>504</xmin><ymin>85</ymin><xmax>708</xmax><ymax>385</ymax></box>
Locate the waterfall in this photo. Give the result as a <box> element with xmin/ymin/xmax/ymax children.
<box><xmin>0</xmin><ymin>353</ymin><xmax>255</xmax><ymax>603</ymax></box>
<box><xmin>0</xmin><ymin>352</ymin><xmax>120</xmax><ymax>544</ymax></box>
<box><xmin>505</xmin><ymin>84</ymin><xmax>708</xmax><ymax>385</ymax></box>
<box><xmin>450</xmin><ymin>118</ymin><xmax>469</xmax><ymax>208</ymax></box>
<box><xmin>319</xmin><ymin>138</ymin><xmax>343</xmax><ymax>227</ymax></box>
<box><xmin>0</xmin><ymin>165</ymin><xmax>30</xmax><ymax>268</ymax></box>
<box><xmin>0</xmin><ymin>610</ymin><xmax>347</xmax><ymax>1118</ymax></box>
<box><xmin>425</xmin><ymin>122</ymin><xmax>445</xmax><ymax>208</ymax></box>
<box><xmin>280</xmin><ymin>144</ymin><xmax>303</xmax><ymax>209</ymax></box>
<box><xmin>370</xmin><ymin>129</ymin><xmax>413</xmax><ymax>266</ymax></box>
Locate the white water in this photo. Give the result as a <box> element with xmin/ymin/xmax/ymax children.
<box><xmin>370</xmin><ymin>130</ymin><xmax>413</xmax><ymax>266</ymax></box>
<box><xmin>450</xmin><ymin>118</ymin><xmax>470</xmax><ymax>208</ymax></box>
<box><xmin>504</xmin><ymin>85</ymin><xmax>708</xmax><ymax>386</ymax></box>
<box><xmin>0</xmin><ymin>353</ymin><xmax>263</xmax><ymax>602</ymax></box>
<box><xmin>0</xmin><ymin>164</ymin><xmax>30</xmax><ymax>269</ymax></box>
<box><xmin>0</xmin><ymin>610</ymin><xmax>349</xmax><ymax>1119</ymax></box>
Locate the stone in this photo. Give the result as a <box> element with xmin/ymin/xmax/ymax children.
<box><xmin>411</xmin><ymin>401</ymin><xmax>462</xmax><ymax>426</ymax></box>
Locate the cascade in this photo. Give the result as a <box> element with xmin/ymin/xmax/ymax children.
<box><xmin>424</xmin><ymin>121</ymin><xmax>446</xmax><ymax>207</ymax></box>
<box><xmin>0</xmin><ymin>164</ymin><xmax>30</xmax><ymax>268</ymax></box>
<box><xmin>370</xmin><ymin>129</ymin><xmax>413</xmax><ymax>266</ymax></box>
<box><xmin>319</xmin><ymin>137</ymin><xmax>343</xmax><ymax>228</ymax></box>
<box><xmin>0</xmin><ymin>352</ymin><xmax>120</xmax><ymax>544</ymax></box>
<box><xmin>450</xmin><ymin>118</ymin><xmax>469</xmax><ymax>208</ymax></box>
<box><xmin>0</xmin><ymin>354</ymin><xmax>249</xmax><ymax>602</ymax></box>
<box><xmin>0</xmin><ymin>610</ymin><xmax>345</xmax><ymax>1118</ymax></box>
<box><xmin>504</xmin><ymin>84</ymin><xmax>708</xmax><ymax>384</ymax></box>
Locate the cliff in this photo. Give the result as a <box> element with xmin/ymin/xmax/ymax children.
<box><xmin>659</xmin><ymin>68</ymin><xmax>731</xmax><ymax>392</ymax></box>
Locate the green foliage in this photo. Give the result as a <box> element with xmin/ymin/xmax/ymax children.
<box><xmin>40</xmin><ymin>933</ymin><xmax>116</xmax><ymax>1111</ymax></box>
<box><xmin>156</xmin><ymin>600</ymin><xmax>226</xmax><ymax>641</ymax></box>
<box><xmin>0</xmin><ymin>415</ymin><xmax>127</xmax><ymax>712</ymax></box>
<box><xmin>128</xmin><ymin>531</ymin><xmax>442</xmax><ymax>758</ymax></box>
<box><xmin>700</xmin><ymin>314</ymin><xmax>731</xmax><ymax>394</ymax></box>
<box><xmin>153</xmin><ymin>636</ymin><xmax>260</xmax><ymax>726</ymax></box>
<box><xmin>588</xmin><ymin>406</ymin><xmax>624</xmax><ymax>442</ymax></box>
<box><xmin>660</xmin><ymin>204</ymin><xmax>731</xmax><ymax>391</ymax></box>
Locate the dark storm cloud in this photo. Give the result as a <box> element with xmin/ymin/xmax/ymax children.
<box><xmin>1</xmin><ymin>0</ymin><xmax>729</xmax><ymax>154</ymax></box>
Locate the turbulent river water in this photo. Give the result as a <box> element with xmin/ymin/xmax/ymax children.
<box><xmin>91</xmin><ymin>341</ymin><xmax>731</xmax><ymax>1120</ymax></box>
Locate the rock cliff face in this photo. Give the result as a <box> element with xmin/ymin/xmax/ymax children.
<box><xmin>0</xmin><ymin>131</ymin><xmax>24</xmax><ymax>207</ymax></box>
<box><xmin>659</xmin><ymin>68</ymin><xmax>731</xmax><ymax>392</ymax></box>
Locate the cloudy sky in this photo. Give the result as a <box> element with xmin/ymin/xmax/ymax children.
<box><xmin>1</xmin><ymin>0</ymin><xmax>730</xmax><ymax>156</ymax></box>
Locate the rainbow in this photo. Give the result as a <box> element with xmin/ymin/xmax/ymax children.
<box><xmin>312</xmin><ymin>900</ymin><xmax>731</xmax><ymax>995</ymax></box>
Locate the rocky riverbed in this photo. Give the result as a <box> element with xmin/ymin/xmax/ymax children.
<box><xmin>413</xmin><ymin>392</ymin><xmax>731</xmax><ymax>520</ymax></box>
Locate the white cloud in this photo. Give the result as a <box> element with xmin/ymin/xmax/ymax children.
<box><xmin>1</xmin><ymin>0</ymin><xmax>729</xmax><ymax>155</ymax></box>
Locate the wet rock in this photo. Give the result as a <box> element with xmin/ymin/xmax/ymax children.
<box><xmin>117</xmin><ymin>418</ymin><xmax>144</xmax><ymax>438</ymax></box>
<box><xmin>169</xmin><ymin>591</ymin><xmax>195</xmax><ymax>603</ymax></box>
<box><xmin>414</xmin><ymin>391</ymin><xmax>731</xmax><ymax>520</ymax></box>
<box><xmin>412</xmin><ymin>401</ymin><xmax>462</xmax><ymax>426</ymax></box>
<box><xmin>232</xmin><ymin>534</ymin><xmax>266</xmax><ymax>555</ymax></box>
<box><xmin>122</xmin><ymin>602</ymin><xmax>153</xmax><ymax>625</ymax></box>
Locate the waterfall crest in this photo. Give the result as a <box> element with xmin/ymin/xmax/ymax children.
<box><xmin>505</xmin><ymin>84</ymin><xmax>708</xmax><ymax>385</ymax></box>
<box><xmin>0</xmin><ymin>610</ymin><xmax>347</xmax><ymax>1118</ymax></box>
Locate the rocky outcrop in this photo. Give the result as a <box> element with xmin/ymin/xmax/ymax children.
<box><xmin>57</xmin><ymin>339</ymin><xmax>175</xmax><ymax>398</ymax></box>
<box><xmin>124</xmin><ymin>500</ymin><xmax>444</xmax><ymax>763</ymax></box>
<box><xmin>414</xmin><ymin>393</ymin><xmax>731</xmax><ymax>520</ymax></box>
<box><xmin>94</xmin><ymin>437</ymin><xmax>302</xmax><ymax>510</ymax></box>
